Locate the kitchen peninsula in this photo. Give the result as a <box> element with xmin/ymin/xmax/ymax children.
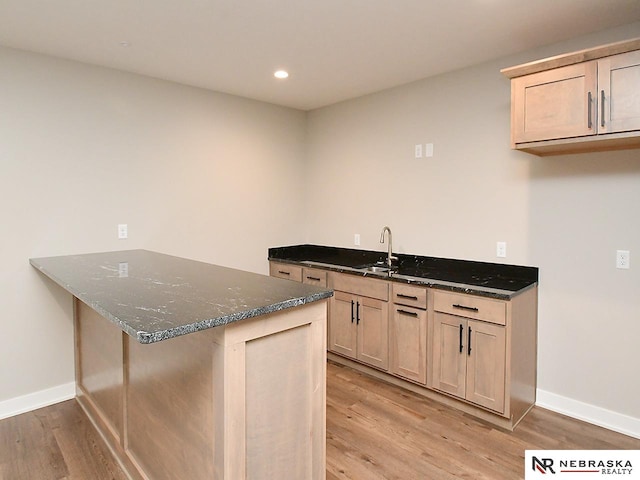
<box><xmin>30</xmin><ymin>250</ymin><xmax>332</xmax><ymax>480</ymax></box>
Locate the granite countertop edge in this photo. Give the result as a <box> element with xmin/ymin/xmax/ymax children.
<box><xmin>268</xmin><ymin>256</ymin><xmax>537</xmax><ymax>300</ymax></box>
<box><xmin>132</xmin><ymin>291</ymin><xmax>332</xmax><ymax>344</ymax></box>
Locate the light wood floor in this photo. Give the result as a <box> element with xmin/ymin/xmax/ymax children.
<box><xmin>2</xmin><ymin>361</ymin><xmax>639</xmax><ymax>479</ymax></box>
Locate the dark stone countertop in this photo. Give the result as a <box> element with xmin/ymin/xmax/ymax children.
<box><xmin>31</xmin><ymin>249</ymin><xmax>333</xmax><ymax>344</ymax></box>
<box><xmin>269</xmin><ymin>244</ymin><xmax>538</xmax><ymax>300</ymax></box>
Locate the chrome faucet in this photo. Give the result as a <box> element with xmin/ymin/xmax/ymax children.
<box><xmin>379</xmin><ymin>226</ymin><xmax>398</xmax><ymax>270</ymax></box>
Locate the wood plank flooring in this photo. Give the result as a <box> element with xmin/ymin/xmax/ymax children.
<box><xmin>1</xmin><ymin>361</ymin><xmax>639</xmax><ymax>479</ymax></box>
<box><xmin>0</xmin><ymin>398</ymin><xmax>128</xmax><ymax>480</ymax></box>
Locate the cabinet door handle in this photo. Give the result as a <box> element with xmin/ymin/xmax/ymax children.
<box><xmin>397</xmin><ymin>308</ymin><xmax>418</xmax><ymax>317</ymax></box>
<box><xmin>356</xmin><ymin>301</ymin><xmax>360</xmax><ymax>325</ymax></box>
<box><xmin>468</xmin><ymin>326</ymin><xmax>472</xmax><ymax>356</ymax></box>
<box><xmin>600</xmin><ymin>89</ymin><xmax>606</xmax><ymax>128</ymax></box>
<box><xmin>459</xmin><ymin>324</ymin><xmax>464</xmax><ymax>353</ymax></box>
<box><xmin>350</xmin><ymin>300</ymin><xmax>354</xmax><ymax>323</ymax></box>
<box><xmin>453</xmin><ymin>304</ymin><xmax>479</xmax><ymax>312</ymax></box>
<box><xmin>587</xmin><ymin>91</ymin><xmax>593</xmax><ymax>129</ymax></box>
<box><xmin>306</xmin><ymin>276</ymin><xmax>321</xmax><ymax>281</ymax></box>
<box><xmin>397</xmin><ymin>293</ymin><xmax>418</xmax><ymax>300</ymax></box>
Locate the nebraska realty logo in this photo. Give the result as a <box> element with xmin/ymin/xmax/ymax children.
<box><xmin>525</xmin><ymin>451</ymin><xmax>640</xmax><ymax>479</ymax></box>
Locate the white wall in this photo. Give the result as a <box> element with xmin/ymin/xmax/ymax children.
<box><xmin>0</xmin><ymin>47</ymin><xmax>307</xmax><ymax>409</ymax></box>
<box><xmin>306</xmin><ymin>22</ymin><xmax>640</xmax><ymax>435</ymax></box>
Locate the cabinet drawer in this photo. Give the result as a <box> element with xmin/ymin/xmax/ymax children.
<box><xmin>433</xmin><ymin>290</ymin><xmax>506</xmax><ymax>326</ymax></box>
<box><xmin>302</xmin><ymin>267</ymin><xmax>327</xmax><ymax>287</ymax></box>
<box><xmin>392</xmin><ymin>283</ymin><xmax>427</xmax><ymax>309</ymax></box>
<box><xmin>269</xmin><ymin>262</ymin><xmax>303</xmax><ymax>282</ymax></box>
<box><xmin>329</xmin><ymin>273</ymin><xmax>388</xmax><ymax>301</ymax></box>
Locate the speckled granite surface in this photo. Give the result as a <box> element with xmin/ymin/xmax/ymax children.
<box><xmin>269</xmin><ymin>244</ymin><xmax>538</xmax><ymax>299</ymax></box>
<box><xmin>31</xmin><ymin>250</ymin><xmax>333</xmax><ymax>344</ymax></box>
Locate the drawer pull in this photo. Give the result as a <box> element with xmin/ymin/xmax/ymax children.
<box><xmin>459</xmin><ymin>324</ymin><xmax>463</xmax><ymax>353</ymax></box>
<box><xmin>600</xmin><ymin>89</ymin><xmax>606</xmax><ymax>128</ymax></box>
<box><xmin>306</xmin><ymin>276</ymin><xmax>321</xmax><ymax>281</ymax></box>
<box><xmin>587</xmin><ymin>92</ymin><xmax>593</xmax><ymax>130</ymax></box>
<box><xmin>397</xmin><ymin>293</ymin><xmax>418</xmax><ymax>300</ymax></box>
<box><xmin>278</xmin><ymin>270</ymin><xmax>290</xmax><ymax>275</ymax></box>
<box><xmin>397</xmin><ymin>309</ymin><xmax>418</xmax><ymax>317</ymax></box>
<box><xmin>453</xmin><ymin>304</ymin><xmax>478</xmax><ymax>312</ymax></box>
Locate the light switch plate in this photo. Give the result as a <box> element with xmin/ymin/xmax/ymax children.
<box><xmin>414</xmin><ymin>144</ymin><xmax>423</xmax><ymax>158</ymax></box>
<box><xmin>425</xmin><ymin>143</ymin><xmax>434</xmax><ymax>157</ymax></box>
<box><xmin>616</xmin><ymin>250</ymin><xmax>630</xmax><ymax>269</ymax></box>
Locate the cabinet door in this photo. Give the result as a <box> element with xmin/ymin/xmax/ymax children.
<box><xmin>390</xmin><ymin>305</ymin><xmax>426</xmax><ymax>384</ymax></box>
<box><xmin>431</xmin><ymin>312</ymin><xmax>466</xmax><ymax>399</ymax></box>
<box><xmin>328</xmin><ymin>291</ymin><xmax>357</xmax><ymax>360</ymax></box>
<box><xmin>598</xmin><ymin>50</ymin><xmax>640</xmax><ymax>134</ymax></box>
<box><xmin>465</xmin><ymin>319</ymin><xmax>506</xmax><ymax>413</ymax></box>
<box><xmin>356</xmin><ymin>296</ymin><xmax>389</xmax><ymax>371</ymax></box>
<box><xmin>512</xmin><ymin>61</ymin><xmax>597</xmax><ymax>144</ymax></box>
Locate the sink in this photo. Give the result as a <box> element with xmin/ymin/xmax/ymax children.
<box><xmin>363</xmin><ymin>265</ymin><xmax>390</xmax><ymax>273</ymax></box>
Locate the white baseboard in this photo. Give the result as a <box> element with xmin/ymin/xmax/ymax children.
<box><xmin>0</xmin><ymin>382</ymin><xmax>75</xmax><ymax>421</ymax></box>
<box><xmin>536</xmin><ymin>388</ymin><xmax>640</xmax><ymax>440</ymax></box>
<box><xmin>2</xmin><ymin>383</ymin><xmax>638</xmax><ymax>441</ymax></box>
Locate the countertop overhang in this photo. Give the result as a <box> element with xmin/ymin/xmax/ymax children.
<box><xmin>30</xmin><ymin>249</ymin><xmax>333</xmax><ymax>343</ymax></box>
<box><xmin>269</xmin><ymin>244</ymin><xmax>538</xmax><ymax>300</ymax></box>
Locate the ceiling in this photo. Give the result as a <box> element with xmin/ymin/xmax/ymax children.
<box><xmin>1</xmin><ymin>1</ymin><xmax>640</xmax><ymax>111</ymax></box>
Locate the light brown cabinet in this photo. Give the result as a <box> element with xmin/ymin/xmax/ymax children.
<box><xmin>431</xmin><ymin>311</ymin><xmax>506</xmax><ymax>413</ymax></box>
<box><xmin>328</xmin><ymin>273</ymin><xmax>389</xmax><ymax>371</ymax></box>
<box><xmin>270</xmin><ymin>260</ymin><xmax>538</xmax><ymax>430</ymax></box>
<box><xmin>389</xmin><ymin>283</ymin><xmax>427</xmax><ymax>384</ymax></box>
<box><xmin>598</xmin><ymin>50</ymin><xmax>640</xmax><ymax>134</ymax></box>
<box><xmin>503</xmin><ymin>37</ymin><xmax>640</xmax><ymax>155</ymax></box>
<box><xmin>428</xmin><ymin>289</ymin><xmax>536</xmax><ymax>422</ymax></box>
<box><xmin>269</xmin><ymin>262</ymin><xmax>328</xmax><ymax>287</ymax></box>
<box><xmin>511</xmin><ymin>62</ymin><xmax>597</xmax><ymax>144</ymax></box>
<box><xmin>269</xmin><ymin>262</ymin><xmax>303</xmax><ymax>282</ymax></box>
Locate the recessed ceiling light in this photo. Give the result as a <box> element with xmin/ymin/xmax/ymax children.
<box><xmin>274</xmin><ymin>70</ymin><xmax>289</xmax><ymax>79</ymax></box>
<box><xmin>119</xmin><ymin>41</ymin><xmax>131</xmax><ymax>48</ymax></box>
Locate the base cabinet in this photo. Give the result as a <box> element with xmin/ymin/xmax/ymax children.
<box><xmin>270</xmin><ymin>261</ymin><xmax>538</xmax><ymax>430</ymax></box>
<box><xmin>329</xmin><ymin>291</ymin><xmax>389</xmax><ymax>371</ymax></box>
<box><xmin>431</xmin><ymin>312</ymin><xmax>506</xmax><ymax>413</ymax></box>
<box><xmin>389</xmin><ymin>284</ymin><xmax>427</xmax><ymax>384</ymax></box>
<box><xmin>327</xmin><ymin>273</ymin><xmax>389</xmax><ymax>371</ymax></box>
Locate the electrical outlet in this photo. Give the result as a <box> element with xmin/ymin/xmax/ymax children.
<box><xmin>414</xmin><ymin>144</ymin><xmax>423</xmax><ymax>158</ymax></box>
<box><xmin>616</xmin><ymin>250</ymin><xmax>630</xmax><ymax>269</ymax></box>
<box><xmin>496</xmin><ymin>241</ymin><xmax>507</xmax><ymax>258</ymax></box>
<box><xmin>118</xmin><ymin>224</ymin><xmax>128</xmax><ymax>239</ymax></box>
<box><xmin>354</xmin><ymin>234</ymin><xmax>361</xmax><ymax>246</ymax></box>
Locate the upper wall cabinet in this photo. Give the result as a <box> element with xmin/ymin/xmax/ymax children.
<box><xmin>502</xmin><ymin>38</ymin><xmax>640</xmax><ymax>156</ymax></box>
